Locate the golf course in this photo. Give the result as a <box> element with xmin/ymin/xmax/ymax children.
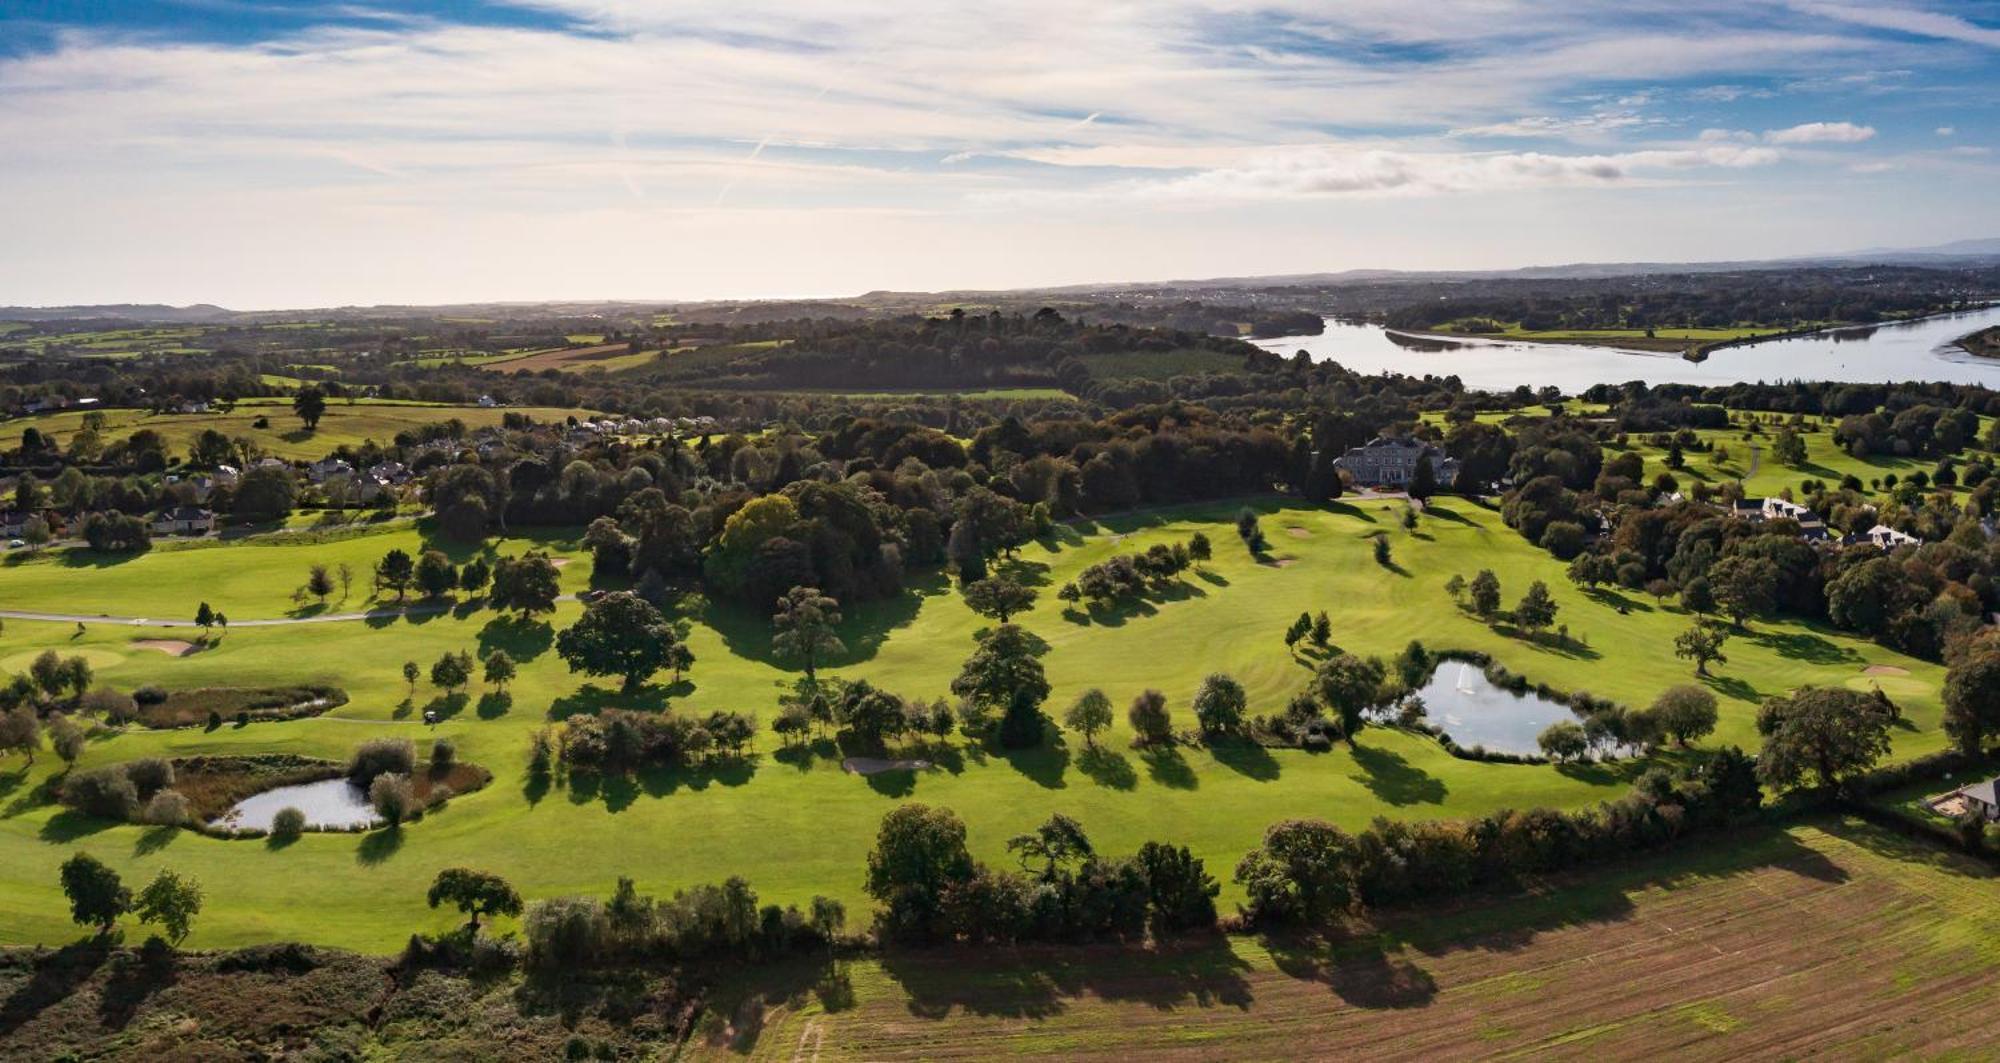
<box><xmin>0</xmin><ymin>493</ymin><xmax>1950</xmax><ymax>952</ymax></box>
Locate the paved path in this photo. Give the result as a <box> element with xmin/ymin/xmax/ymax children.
<box><xmin>0</xmin><ymin>594</ymin><xmax>579</xmax><ymax>629</ymax></box>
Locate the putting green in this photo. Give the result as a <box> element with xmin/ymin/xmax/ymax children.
<box><xmin>0</xmin><ymin>646</ymin><xmax>124</xmax><ymax>672</ymax></box>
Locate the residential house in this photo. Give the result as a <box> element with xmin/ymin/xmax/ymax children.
<box><xmin>1332</xmin><ymin>436</ymin><xmax>1459</xmax><ymax>489</ymax></box>
<box><xmin>307</xmin><ymin>457</ymin><xmax>355</xmax><ymax>484</ymax></box>
<box><xmin>152</xmin><ymin>506</ymin><xmax>216</xmax><ymax>537</ymax></box>
<box><xmin>1853</xmin><ymin>524</ymin><xmax>1921</xmax><ymax>550</ymax></box>
<box><xmin>1942</xmin><ymin>777</ymin><xmax>2000</xmax><ymax>822</ymax></box>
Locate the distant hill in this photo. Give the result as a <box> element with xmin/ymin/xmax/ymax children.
<box><xmin>0</xmin><ymin>303</ymin><xmax>237</xmax><ymax>323</ymax></box>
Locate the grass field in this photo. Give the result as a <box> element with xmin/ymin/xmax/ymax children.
<box><xmin>1078</xmin><ymin>349</ymin><xmax>1248</xmax><ymax>380</ymax></box>
<box><xmin>1425</xmin><ymin>323</ymin><xmax>1808</xmax><ymax>353</ymax></box>
<box><xmin>706</xmin><ymin>817</ymin><xmax>2000</xmax><ymax>1060</ymax></box>
<box><xmin>1</xmin><ymin>399</ymin><xmax>599</xmax><ymax>460</ymax></box>
<box><xmin>0</xmin><ymin>496</ymin><xmax>1949</xmax><ymax>952</ymax></box>
<box><xmin>484</xmin><ymin>343</ymin><xmax>662</xmax><ymax>374</ymax></box>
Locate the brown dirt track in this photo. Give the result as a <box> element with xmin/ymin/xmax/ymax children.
<box><xmin>711</xmin><ymin>818</ymin><xmax>2000</xmax><ymax>1061</ymax></box>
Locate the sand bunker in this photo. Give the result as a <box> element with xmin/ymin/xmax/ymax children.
<box><xmin>549</xmin><ymin>557</ymin><xmax>570</xmax><ymax>568</ymax></box>
<box><xmin>843</xmin><ymin>756</ymin><xmax>932</xmax><ymax>776</ymax></box>
<box><xmin>1271</xmin><ymin>558</ymin><xmax>1300</xmax><ymax>568</ymax></box>
<box><xmin>1285</xmin><ymin>527</ymin><xmax>1311</xmax><ymax>539</ymax></box>
<box><xmin>1862</xmin><ymin>664</ymin><xmax>1910</xmax><ymax>677</ymax></box>
<box><xmin>134</xmin><ymin>640</ymin><xmax>201</xmax><ymax>657</ymax></box>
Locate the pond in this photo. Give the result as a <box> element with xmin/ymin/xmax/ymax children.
<box><xmin>1409</xmin><ymin>662</ymin><xmax>1577</xmax><ymax>758</ymax></box>
<box><xmin>209</xmin><ymin>777</ymin><xmax>379</xmax><ymax>832</ymax></box>
<box><xmin>1255</xmin><ymin>306</ymin><xmax>2000</xmax><ymax>393</ymax></box>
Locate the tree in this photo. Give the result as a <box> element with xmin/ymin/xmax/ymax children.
<box><xmin>771</xmin><ymin>585</ymin><xmax>845</xmax><ymax>682</ymax></box>
<box><xmin>1283</xmin><ymin>612</ymin><xmax>1311</xmax><ymax>649</ymax></box>
<box><xmin>292</xmin><ymin>385</ymin><xmax>328</xmax><ymax>429</ymax></box>
<box><xmin>134</xmin><ymin>869</ymin><xmax>203</xmax><ymax>946</ymax></box>
<box><xmin>950</xmin><ymin>623</ymin><xmax>1050</xmax><ymax>748</ymax></box>
<box><xmin>1772</xmin><ymin>428</ymin><xmax>1808</xmax><ymax>467</ymax></box>
<box><xmin>1513</xmin><ymin>580</ymin><xmax>1559</xmax><ymax>635</ymax></box>
<box><xmin>1708</xmin><ymin>554</ymin><xmax>1778</xmax><ymax>628</ymax></box>
<box><xmin>1408</xmin><ymin>454</ymin><xmax>1437</xmax><ymax>500</ymax></box>
<box><xmin>233</xmin><ymin>464</ymin><xmax>296</xmax><ymax>523</ymax></box>
<box><xmin>414</xmin><ymin>550</ymin><xmax>458</xmax><ymax>599</ymax></box>
<box><xmin>1682</xmin><ymin>576</ymin><xmax>1716</xmax><ymax>617</ymax></box>
<box><xmin>430</xmin><ymin>651</ymin><xmax>473</xmax><ymax>693</ymax></box>
<box><xmin>1188</xmin><ymin>532</ymin><xmax>1212</xmax><ymax>562</ymax></box>
<box><xmin>864</xmin><ymin>804</ymin><xmax>975</xmax><ymax>940</ymax></box>
<box><xmin>1650</xmin><ymin>685</ymin><xmax>1719</xmax><ymax>746</ymax></box>
<box><xmin>1310</xmin><ymin>611</ymin><xmax>1331</xmax><ymax>648</ymax></box>
<box><xmin>337</xmin><ymin>562</ymin><xmax>355</xmax><ymax>600</ymax></box>
<box><xmin>1313</xmin><ymin>653</ymin><xmax>1385</xmax><ymax>747</ymax></box>
<box><xmin>837</xmin><ymin>680</ymin><xmax>908</xmax><ymax>746</ymax></box>
<box><xmin>1756</xmin><ymin>686</ymin><xmax>1894</xmax><ymax>792</ymax></box>
<box><xmin>962</xmin><ymin>575</ymin><xmax>1037</xmax><ymax>624</ymax></box>
<box><xmin>47</xmin><ymin>714</ymin><xmax>84</xmax><ymax>769</ymax></box>
<box><xmin>1943</xmin><ymin>651</ymin><xmax>2000</xmax><ymax>755</ymax></box>
<box><xmin>61</xmin><ymin>656</ymin><xmax>92</xmax><ymax>700</ymax></box>
<box><xmin>427</xmin><ymin>867</ymin><xmax>524</xmax><ymax>932</ymax></box>
<box><xmin>1674</xmin><ymin>624</ymin><xmax>1729</xmax><ymax>676</ymax></box>
<box><xmin>488</xmin><ymin>552</ymin><xmax>562</xmax><ymax>617</ymax></box>
<box><xmin>1538</xmin><ymin>720</ymin><xmax>1589</xmax><ymax>762</ymax></box>
<box><xmin>402</xmin><ymin>660</ymin><xmax>421</xmax><ymax>695</ymax></box>
<box><xmin>0</xmin><ymin>709</ymin><xmax>41</xmax><ymax>765</ymax></box>
<box><xmin>32</xmin><ymin>649</ymin><xmax>65</xmax><ymax>698</ymax></box>
<box><xmin>1191</xmin><ymin>673</ymin><xmax>1247</xmax><ymax>737</ymax></box>
<box><xmin>194</xmin><ymin>601</ymin><xmax>215</xmax><ymax>636</ymax></box>
<box><xmin>1128</xmin><ymin>689</ymin><xmax>1171</xmax><ymax>746</ymax></box>
<box><xmin>1006</xmin><ymin>813</ymin><xmax>1094</xmax><ymax>879</ymax></box>
<box><xmin>483</xmin><ymin>650</ymin><xmax>517</xmax><ymax>691</ymax></box>
<box><xmin>306</xmin><ymin>564</ymin><xmax>335</xmax><ymax>604</ymax></box>
<box><xmin>1233</xmin><ymin>819</ymin><xmax>1355</xmax><ymax>926</ymax></box>
<box><xmin>1469</xmin><ymin>569</ymin><xmax>1501</xmax><ymax>618</ymax></box>
<box><xmin>1064</xmin><ymin>688</ymin><xmax>1113</xmax><ymax>747</ymax></box>
<box><xmin>370</xmin><ymin>773</ymin><xmax>415</xmax><ymax>825</ymax></box>
<box><xmin>556</xmin><ymin>593</ymin><xmax>679</xmax><ymax>692</ymax></box>
<box><xmin>459</xmin><ymin>557</ymin><xmax>490</xmax><ymax>596</ymax></box>
<box><xmin>1444</xmin><ymin>573</ymin><xmax>1466</xmax><ymax>605</ymax></box>
<box><xmin>1135</xmin><ymin>841</ymin><xmax>1220</xmax><ymax>934</ymax></box>
<box><xmin>59</xmin><ymin>852</ymin><xmax>130</xmax><ymax>934</ymax></box>
<box><xmin>1372</xmin><ymin>536</ymin><xmax>1392</xmax><ymax>566</ymax></box>
<box><xmin>375</xmin><ymin>548</ymin><xmax>415</xmax><ymax>602</ymax></box>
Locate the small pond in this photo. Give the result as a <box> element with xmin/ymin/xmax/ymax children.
<box><xmin>209</xmin><ymin>777</ymin><xmax>379</xmax><ymax>831</ymax></box>
<box><xmin>1409</xmin><ymin>662</ymin><xmax>1577</xmax><ymax>758</ymax></box>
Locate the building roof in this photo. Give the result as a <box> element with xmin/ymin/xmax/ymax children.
<box><xmin>1960</xmin><ymin>777</ymin><xmax>2000</xmax><ymax>807</ymax></box>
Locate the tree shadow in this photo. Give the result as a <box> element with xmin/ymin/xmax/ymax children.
<box><xmin>1699</xmin><ymin>673</ymin><xmax>1761</xmax><ymax>703</ymax></box>
<box><xmin>705</xmin><ymin>569</ymin><xmax>943</xmax><ymax>672</ymax></box>
<box><xmin>133</xmin><ymin>825</ymin><xmax>179</xmax><ymax>856</ymax></box>
<box><xmin>1076</xmin><ymin>746</ymin><xmax>1137</xmax><ymax>790</ymax></box>
<box><xmin>422</xmin><ymin>692</ymin><xmax>470</xmax><ymax>721</ymax></box>
<box><xmin>97</xmin><ymin>947</ymin><xmax>177</xmax><ymax>1031</ymax></box>
<box><xmin>476</xmin><ymin>691</ymin><xmax>513</xmax><ymax>719</ymax></box>
<box><xmin>548</xmin><ymin>683</ymin><xmax>671</xmax><ymax>719</ymax></box>
<box><xmin>1000</xmin><ymin>743</ymin><xmax>1068</xmax><ymax>790</ymax></box>
<box><xmin>1748</xmin><ymin>629</ymin><xmax>1861</xmax><ymax>666</ymax></box>
<box><xmin>1262</xmin><ymin>931</ymin><xmax>1438</xmax><ymax>1010</ymax></box>
<box><xmin>1140</xmin><ymin>745</ymin><xmax>1198</xmax><ymax>790</ymax></box>
<box><xmin>39</xmin><ymin>809</ymin><xmax>115</xmax><ymax>844</ymax></box>
<box><xmin>476</xmin><ymin>616</ymin><xmax>554</xmax><ymax>660</ymax></box>
<box><xmin>1209</xmin><ymin>739</ymin><xmax>1280</xmax><ymax>782</ymax></box>
<box><xmin>1349</xmin><ymin>743</ymin><xmax>1448</xmax><ymax>806</ymax></box>
<box><xmin>356</xmin><ymin>826</ymin><xmax>404</xmax><ymax>864</ymax></box>
<box><xmin>865</xmin><ymin>769</ymin><xmax>918</xmax><ymax>797</ymax></box>
<box><xmin>876</xmin><ymin>934</ymin><xmax>1255</xmax><ymax>1021</ymax></box>
<box><xmin>0</xmin><ymin>938</ymin><xmax>111</xmax><ymax>1038</ymax></box>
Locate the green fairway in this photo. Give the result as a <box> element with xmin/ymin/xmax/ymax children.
<box><xmin>0</xmin><ymin>498</ymin><xmax>1949</xmax><ymax>952</ymax></box>
<box><xmin>4</xmin><ymin>399</ymin><xmax>600</xmax><ymax>460</ymax></box>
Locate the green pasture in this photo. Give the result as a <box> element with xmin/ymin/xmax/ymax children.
<box><xmin>0</xmin><ymin>497</ymin><xmax>1948</xmax><ymax>951</ymax></box>
<box><xmin>3</xmin><ymin>400</ymin><xmax>599</xmax><ymax>461</ymax></box>
<box><xmin>1078</xmin><ymin>348</ymin><xmax>1247</xmax><ymax>380</ymax></box>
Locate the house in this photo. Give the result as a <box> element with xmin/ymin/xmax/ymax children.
<box><xmin>307</xmin><ymin>457</ymin><xmax>355</xmax><ymax>484</ymax></box>
<box><xmin>152</xmin><ymin>506</ymin><xmax>216</xmax><ymax>537</ymax></box>
<box><xmin>1852</xmin><ymin>524</ymin><xmax>1921</xmax><ymax>550</ymax></box>
<box><xmin>1332</xmin><ymin>436</ymin><xmax>1459</xmax><ymax>489</ymax></box>
<box><xmin>1937</xmin><ymin>776</ymin><xmax>2000</xmax><ymax>822</ymax></box>
<box><xmin>1760</xmin><ymin>498</ymin><xmax>1831</xmax><ymax>542</ymax></box>
<box><xmin>0</xmin><ymin>510</ymin><xmax>28</xmax><ymax>538</ymax></box>
<box><xmin>476</xmin><ymin>394</ymin><xmax>499</xmax><ymax>408</ymax></box>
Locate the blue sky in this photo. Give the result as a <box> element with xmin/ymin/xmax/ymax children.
<box><xmin>1</xmin><ymin>1</ymin><xmax>1997</xmax><ymax>307</ymax></box>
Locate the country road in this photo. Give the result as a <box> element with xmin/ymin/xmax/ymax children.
<box><xmin>0</xmin><ymin>594</ymin><xmax>580</xmax><ymax>629</ymax></box>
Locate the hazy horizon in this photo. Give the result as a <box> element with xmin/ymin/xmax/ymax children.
<box><xmin>4</xmin><ymin>1</ymin><xmax>1997</xmax><ymax>307</ymax></box>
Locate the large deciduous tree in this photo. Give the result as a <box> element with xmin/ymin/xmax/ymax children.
<box><xmin>427</xmin><ymin>867</ymin><xmax>524</xmax><ymax>932</ymax></box>
<box><xmin>771</xmin><ymin>585</ymin><xmax>845</xmax><ymax>681</ymax></box>
<box><xmin>951</xmin><ymin>623</ymin><xmax>1050</xmax><ymax>748</ymax></box>
<box><xmin>556</xmin><ymin>593</ymin><xmax>680</xmax><ymax>692</ymax></box>
<box><xmin>1755</xmin><ymin>686</ymin><xmax>1893</xmax><ymax>792</ymax></box>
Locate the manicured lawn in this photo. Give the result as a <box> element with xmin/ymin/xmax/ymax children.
<box><xmin>0</xmin><ymin>498</ymin><xmax>1950</xmax><ymax>951</ymax></box>
<box><xmin>1</xmin><ymin>399</ymin><xmax>599</xmax><ymax>460</ymax></box>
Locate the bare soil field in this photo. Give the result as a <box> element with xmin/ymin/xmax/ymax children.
<box><xmin>709</xmin><ymin>817</ymin><xmax>2000</xmax><ymax>1061</ymax></box>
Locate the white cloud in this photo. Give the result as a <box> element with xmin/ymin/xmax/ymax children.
<box><xmin>1793</xmin><ymin>2</ymin><xmax>2000</xmax><ymax>48</ymax></box>
<box><xmin>1764</xmin><ymin>121</ymin><xmax>1876</xmax><ymax>143</ymax></box>
<box><xmin>1937</xmin><ymin>125</ymin><xmax>1956</xmax><ymax>136</ymax></box>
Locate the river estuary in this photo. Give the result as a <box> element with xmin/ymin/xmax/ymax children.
<box><xmin>1255</xmin><ymin>305</ymin><xmax>2000</xmax><ymax>393</ymax></box>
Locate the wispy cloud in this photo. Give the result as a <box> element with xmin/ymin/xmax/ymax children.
<box><xmin>1765</xmin><ymin>120</ymin><xmax>1876</xmax><ymax>143</ymax></box>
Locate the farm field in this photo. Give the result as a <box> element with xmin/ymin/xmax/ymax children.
<box><xmin>709</xmin><ymin>817</ymin><xmax>2000</xmax><ymax>1061</ymax></box>
<box><xmin>483</xmin><ymin>343</ymin><xmax>662</xmax><ymax>374</ymax></box>
<box><xmin>0</xmin><ymin>496</ymin><xmax>1950</xmax><ymax>952</ymax></box>
<box><xmin>1</xmin><ymin>398</ymin><xmax>600</xmax><ymax>459</ymax></box>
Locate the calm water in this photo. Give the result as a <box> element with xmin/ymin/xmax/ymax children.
<box><xmin>210</xmin><ymin>777</ymin><xmax>378</xmax><ymax>831</ymax></box>
<box><xmin>1411</xmin><ymin>663</ymin><xmax>1576</xmax><ymax>758</ymax></box>
<box><xmin>1256</xmin><ymin>306</ymin><xmax>2000</xmax><ymax>392</ymax></box>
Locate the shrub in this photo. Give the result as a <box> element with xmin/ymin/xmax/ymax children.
<box><xmin>349</xmin><ymin>738</ymin><xmax>415</xmax><ymax>785</ymax></box>
<box><xmin>63</xmin><ymin>767</ymin><xmax>139</xmax><ymax>820</ymax></box>
<box><xmin>271</xmin><ymin>806</ymin><xmax>307</xmax><ymax>841</ymax></box>
<box><xmin>132</xmin><ymin>685</ymin><xmax>169</xmax><ymax>706</ymax></box>
<box><xmin>126</xmin><ymin>758</ymin><xmax>175</xmax><ymax>800</ymax></box>
<box><xmin>80</xmin><ymin>688</ymin><xmax>138</xmax><ymax>723</ymax></box>
<box><xmin>143</xmin><ymin>789</ymin><xmax>191</xmax><ymax>826</ymax></box>
<box><xmin>369</xmin><ymin>773</ymin><xmax>415</xmax><ymax>826</ymax></box>
<box><xmin>430</xmin><ymin>739</ymin><xmax>457</xmax><ymax>773</ymax></box>
<box><xmin>523</xmin><ymin>896</ymin><xmax>607</xmax><ymax>969</ymax></box>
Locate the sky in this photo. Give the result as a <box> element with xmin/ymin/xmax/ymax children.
<box><xmin>2</xmin><ymin>1</ymin><xmax>1998</xmax><ymax>308</ymax></box>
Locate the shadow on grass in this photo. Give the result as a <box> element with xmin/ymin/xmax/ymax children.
<box><xmin>1000</xmin><ymin>743</ymin><xmax>1069</xmax><ymax>790</ymax></box>
<box><xmin>1141</xmin><ymin>746</ymin><xmax>1198</xmax><ymax>790</ymax></box>
<box><xmin>1699</xmin><ymin>673</ymin><xmax>1762</xmax><ymax>703</ymax></box>
<box><xmin>476</xmin><ymin>691</ymin><xmax>513</xmax><ymax>719</ymax></box>
<box><xmin>39</xmin><ymin>810</ymin><xmax>115</xmax><ymax>844</ymax></box>
<box><xmin>1076</xmin><ymin>746</ymin><xmax>1137</xmax><ymax>790</ymax></box>
<box><xmin>356</xmin><ymin>826</ymin><xmax>404</xmax><ymax>864</ymax></box>
<box><xmin>705</xmin><ymin>569</ymin><xmax>946</xmax><ymax>672</ymax></box>
<box><xmin>548</xmin><ymin>683</ymin><xmax>673</xmax><ymax>720</ymax></box>
<box><xmin>0</xmin><ymin>938</ymin><xmax>111</xmax><ymax>1038</ymax></box>
<box><xmin>133</xmin><ymin>825</ymin><xmax>179</xmax><ymax>856</ymax></box>
<box><xmin>1748</xmin><ymin>628</ymin><xmax>1862</xmax><ymax>666</ymax></box>
<box><xmin>875</xmin><ymin>933</ymin><xmax>1255</xmax><ymax>1021</ymax></box>
<box><xmin>476</xmin><ymin>616</ymin><xmax>554</xmax><ymax>661</ymax></box>
<box><xmin>1262</xmin><ymin>931</ymin><xmax>1438</xmax><ymax>1009</ymax></box>
<box><xmin>1209</xmin><ymin>738</ymin><xmax>1280</xmax><ymax>782</ymax></box>
<box><xmin>1348</xmin><ymin>743</ymin><xmax>1446</xmax><ymax>806</ymax></box>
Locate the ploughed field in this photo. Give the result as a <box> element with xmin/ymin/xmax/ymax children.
<box><xmin>709</xmin><ymin>818</ymin><xmax>2000</xmax><ymax>1061</ymax></box>
<box><xmin>0</xmin><ymin>497</ymin><xmax>1950</xmax><ymax>951</ymax></box>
